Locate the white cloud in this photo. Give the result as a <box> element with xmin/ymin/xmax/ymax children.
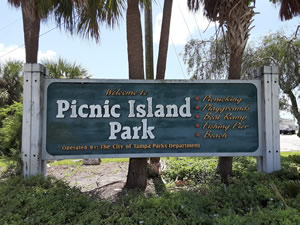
<box><xmin>0</xmin><ymin>43</ymin><xmax>56</xmax><ymax>63</ymax></box>
<box><xmin>38</xmin><ymin>50</ymin><xmax>56</xmax><ymax>61</ymax></box>
<box><xmin>153</xmin><ymin>0</ymin><xmax>215</xmax><ymax>45</ymax></box>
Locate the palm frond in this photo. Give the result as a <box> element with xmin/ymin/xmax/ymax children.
<box><xmin>187</xmin><ymin>0</ymin><xmax>223</xmax><ymax>22</ymax></box>
<box><xmin>279</xmin><ymin>0</ymin><xmax>300</xmax><ymax>20</ymax></box>
<box><xmin>43</xmin><ymin>57</ymin><xmax>89</xmax><ymax>79</ymax></box>
<box><xmin>76</xmin><ymin>0</ymin><xmax>126</xmax><ymax>42</ymax></box>
<box><xmin>187</xmin><ymin>0</ymin><xmax>202</xmax><ymax>11</ymax></box>
<box><xmin>53</xmin><ymin>0</ymin><xmax>125</xmax><ymax>42</ymax></box>
<box><xmin>7</xmin><ymin>0</ymin><xmax>21</xmax><ymax>8</ymax></box>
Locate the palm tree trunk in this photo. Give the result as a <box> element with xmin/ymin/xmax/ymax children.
<box><xmin>218</xmin><ymin>51</ymin><xmax>243</xmax><ymax>180</ymax></box>
<box><xmin>144</xmin><ymin>1</ymin><xmax>161</xmax><ymax>176</ymax></box>
<box><xmin>21</xmin><ymin>0</ymin><xmax>40</xmax><ymax>63</ymax></box>
<box><xmin>145</xmin><ymin>1</ymin><xmax>154</xmax><ymax>80</ymax></box>
<box><xmin>149</xmin><ymin>0</ymin><xmax>173</xmax><ymax>175</ymax></box>
<box><xmin>127</xmin><ymin>0</ymin><xmax>144</xmax><ymax>79</ymax></box>
<box><xmin>156</xmin><ymin>0</ymin><xmax>173</xmax><ymax>80</ymax></box>
<box><xmin>228</xmin><ymin>52</ymin><xmax>243</xmax><ymax>80</ymax></box>
<box><xmin>125</xmin><ymin>0</ymin><xmax>147</xmax><ymax>190</ymax></box>
<box><xmin>217</xmin><ymin>0</ymin><xmax>254</xmax><ymax>182</ymax></box>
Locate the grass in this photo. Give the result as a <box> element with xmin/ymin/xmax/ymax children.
<box><xmin>101</xmin><ymin>158</ymin><xmax>129</xmax><ymax>163</ymax></box>
<box><xmin>281</xmin><ymin>151</ymin><xmax>300</xmax><ymax>157</ymax></box>
<box><xmin>49</xmin><ymin>159</ymin><xmax>83</xmax><ymax>166</ymax></box>
<box><xmin>0</xmin><ymin>154</ymin><xmax>299</xmax><ymax>225</ymax></box>
<box><xmin>48</xmin><ymin>158</ymin><xmax>129</xmax><ymax>166</ymax></box>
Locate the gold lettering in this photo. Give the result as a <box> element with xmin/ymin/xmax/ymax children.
<box><xmin>106</xmin><ymin>88</ymin><xmax>138</xmax><ymax>96</ymax></box>
<box><xmin>202</xmin><ymin>95</ymin><xmax>243</xmax><ymax>105</ymax></box>
<box><xmin>202</xmin><ymin>122</ymin><xmax>230</xmax><ymax>132</ymax></box>
<box><xmin>134</xmin><ymin>144</ymin><xmax>151</xmax><ymax>149</ymax></box>
<box><xmin>203</xmin><ymin>130</ymin><xmax>228</xmax><ymax>139</ymax></box>
<box><xmin>232</xmin><ymin>122</ymin><xmax>249</xmax><ymax>129</ymax></box>
<box><xmin>203</xmin><ymin>112</ymin><xmax>221</xmax><ymax>120</ymax></box>
<box><xmin>223</xmin><ymin>113</ymin><xmax>247</xmax><ymax>122</ymax></box>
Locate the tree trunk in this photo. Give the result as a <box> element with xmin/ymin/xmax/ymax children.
<box><xmin>125</xmin><ymin>158</ymin><xmax>148</xmax><ymax>190</ymax></box>
<box><xmin>127</xmin><ymin>0</ymin><xmax>144</xmax><ymax>80</ymax></box>
<box><xmin>217</xmin><ymin>157</ymin><xmax>233</xmax><ymax>183</ymax></box>
<box><xmin>217</xmin><ymin>52</ymin><xmax>243</xmax><ymax>179</ymax></box>
<box><xmin>149</xmin><ymin>157</ymin><xmax>161</xmax><ymax>176</ymax></box>
<box><xmin>21</xmin><ymin>0</ymin><xmax>40</xmax><ymax>63</ymax></box>
<box><xmin>125</xmin><ymin>0</ymin><xmax>147</xmax><ymax>190</ymax></box>
<box><xmin>156</xmin><ymin>0</ymin><xmax>173</xmax><ymax>80</ymax></box>
<box><xmin>145</xmin><ymin>1</ymin><xmax>154</xmax><ymax>80</ymax></box>
<box><xmin>144</xmin><ymin>1</ymin><xmax>161</xmax><ymax>175</ymax></box>
<box><xmin>217</xmin><ymin>0</ymin><xmax>254</xmax><ymax>182</ymax></box>
<box><xmin>286</xmin><ymin>89</ymin><xmax>300</xmax><ymax>137</ymax></box>
<box><xmin>228</xmin><ymin>52</ymin><xmax>243</xmax><ymax>80</ymax></box>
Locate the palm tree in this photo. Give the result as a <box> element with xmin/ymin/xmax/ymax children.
<box><xmin>0</xmin><ymin>60</ymin><xmax>23</xmax><ymax>107</ymax></box>
<box><xmin>188</xmin><ymin>0</ymin><xmax>255</xmax><ymax>181</ymax></box>
<box><xmin>42</xmin><ymin>57</ymin><xmax>90</xmax><ymax>79</ymax></box>
<box><xmin>8</xmin><ymin>0</ymin><xmax>125</xmax><ymax>63</ymax></box>
<box><xmin>8</xmin><ymin>0</ymin><xmax>51</xmax><ymax>63</ymax></box>
<box><xmin>188</xmin><ymin>0</ymin><xmax>299</xmax><ymax>181</ymax></box>
<box><xmin>125</xmin><ymin>0</ymin><xmax>148</xmax><ymax>190</ymax></box>
<box><xmin>54</xmin><ymin>0</ymin><xmax>126</xmax><ymax>42</ymax></box>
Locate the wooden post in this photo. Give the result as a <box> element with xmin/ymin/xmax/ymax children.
<box><xmin>257</xmin><ymin>66</ymin><xmax>280</xmax><ymax>173</ymax></box>
<box><xmin>22</xmin><ymin>64</ymin><xmax>47</xmax><ymax>178</ymax></box>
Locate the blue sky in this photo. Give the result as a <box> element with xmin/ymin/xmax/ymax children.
<box><xmin>0</xmin><ymin>0</ymin><xmax>299</xmax><ymax>80</ymax></box>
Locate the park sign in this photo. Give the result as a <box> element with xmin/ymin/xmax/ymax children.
<box><xmin>44</xmin><ymin>80</ymin><xmax>261</xmax><ymax>159</ymax></box>
<box><xmin>22</xmin><ymin>64</ymin><xmax>280</xmax><ymax>177</ymax></box>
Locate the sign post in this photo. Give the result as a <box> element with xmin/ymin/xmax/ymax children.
<box><xmin>21</xmin><ymin>64</ymin><xmax>280</xmax><ymax>177</ymax></box>
<box><xmin>256</xmin><ymin>66</ymin><xmax>280</xmax><ymax>173</ymax></box>
<box><xmin>22</xmin><ymin>64</ymin><xmax>47</xmax><ymax>178</ymax></box>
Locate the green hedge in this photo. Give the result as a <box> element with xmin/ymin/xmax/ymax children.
<box><xmin>1</xmin><ymin>155</ymin><xmax>299</xmax><ymax>225</ymax></box>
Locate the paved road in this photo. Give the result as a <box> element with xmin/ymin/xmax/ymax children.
<box><xmin>280</xmin><ymin>134</ymin><xmax>300</xmax><ymax>152</ymax></box>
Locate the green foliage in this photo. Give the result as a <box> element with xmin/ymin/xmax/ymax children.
<box><xmin>255</xmin><ymin>32</ymin><xmax>300</xmax><ymax>92</ymax></box>
<box><xmin>42</xmin><ymin>57</ymin><xmax>90</xmax><ymax>79</ymax></box>
<box><xmin>0</xmin><ymin>102</ymin><xmax>23</xmax><ymax>175</ymax></box>
<box><xmin>214</xmin><ymin>208</ymin><xmax>300</xmax><ymax>225</ymax></box>
<box><xmin>0</xmin><ymin>175</ymin><xmax>111</xmax><ymax>225</ymax></box>
<box><xmin>286</xmin><ymin>154</ymin><xmax>300</xmax><ymax>164</ymax></box>
<box><xmin>0</xmin><ymin>102</ymin><xmax>22</xmax><ymax>158</ymax></box>
<box><xmin>0</xmin><ymin>155</ymin><xmax>300</xmax><ymax>224</ymax></box>
<box><xmin>0</xmin><ymin>157</ymin><xmax>14</xmax><ymax>168</ymax></box>
<box><xmin>182</xmin><ymin>37</ymin><xmax>229</xmax><ymax>80</ymax></box>
<box><xmin>0</xmin><ymin>60</ymin><xmax>23</xmax><ymax>107</ymax></box>
<box><xmin>281</xmin><ymin>180</ymin><xmax>300</xmax><ymax>198</ymax></box>
<box><xmin>163</xmin><ymin>157</ymin><xmax>219</xmax><ymax>184</ymax></box>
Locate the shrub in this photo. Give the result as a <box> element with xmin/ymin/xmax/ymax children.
<box><xmin>0</xmin><ymin>176</ymin><xmax>111</xmax><ymax>225</ymax></box>
<box><xmin>0</xmin><ymin>102</ymin><xmax>22</xmax><ymax>164</ymax></box>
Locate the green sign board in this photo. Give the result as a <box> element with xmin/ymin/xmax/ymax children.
<box><xmin>45</xmin><ymin>81</ymin><xmax>259</xmax><ymax>157</ymax></box>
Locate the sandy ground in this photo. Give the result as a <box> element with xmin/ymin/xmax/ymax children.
<box><xmin>46</xmin><ymin>162</ymin><xmax>163</xmax><ymax>200</ymax></box>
